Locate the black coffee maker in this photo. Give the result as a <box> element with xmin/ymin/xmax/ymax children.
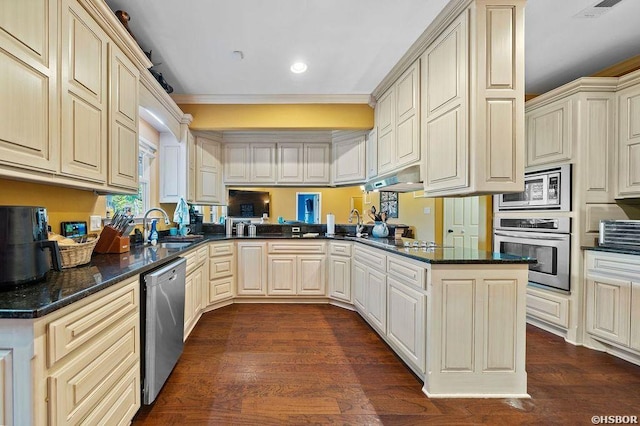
<box><xmin>0</xmin><ymin>206</ymin><xmax>62</xmax><ymax>287</ymax></box>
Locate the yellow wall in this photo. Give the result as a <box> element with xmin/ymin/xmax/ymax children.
<box><xmin>229</xmin><ymin>186</ymin><xmax>364</xmax><ymax>224</ymax></box>
<box><xmin>0</xmin><ymin>179</ymin><xmax>103</xmax><ymax>234</ymax></box>
<box><xmin>179</xmin><ymin>104</ymin><xmax>374</xmax><ymax>130</ymax></box>
<box><xmin>363</xmin><ymin>191</ymin><xmax>438</xmax><ymax>241</ymax></box>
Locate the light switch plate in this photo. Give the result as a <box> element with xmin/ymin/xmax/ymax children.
<box><xmin>90</xmin><ymin>215</ymin><xmax>102</xmax><ymax>231</ymax></box>
<box><xmin>423</xmin><ymin>207</ymin><xmax>431</xmax><ymax>214</ymax></box>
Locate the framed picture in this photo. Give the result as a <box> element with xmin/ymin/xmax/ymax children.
<box><xmin>379</xmin><ymin>191</ymin><xmax>398</xmax><ymax>218</ymax></box>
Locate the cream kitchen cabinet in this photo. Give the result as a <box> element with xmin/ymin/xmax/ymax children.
<box><xmin>352</xmin><ymin>245</ymin><xmax>387</xmax><ymax>334</ymax></box>
<box><xmin>60</xmin><ymin>0</ymin><xmax>109</xmax><ymax>184</ymax></box>
<box><xmin>183</xmin><ymin>246</ymin><xmax>208</xmax><ymax>339</ymax></box>
<box><xmin>237</xmin><ymin>241</ymin><xmax>268</xmax><ymax>296</ymax></box>
<box><xmin>332</xmin><ymin>132</ymin><xmax>366</xmax><ymax>185</ymax></box>
<box><xmin>159</xmin><ymin>124</ymin><xmax>196</xmax><ymax>204</ymax></box>
<box><xmin>387</xmin><ymin>275</ymin><xmax>426</xmax><ymax>374</ymax></box>
<box><xmin>208</xmin><ymin>241</ymin><xmax>236</xmax><ymax>305</ymax></box>
<box><xmin>421</xmin><ymin>2</ymin><xmax>525</xmax><ymax>197</ymax></box>
<box><xmin>0</xmin><ymin>349</ymin><xmax>11</xmax><ymax>425</ymax></box>
<box><xmin>0</xmin><ymin>0</ymin><xmax>59</xmax><ymax>174</ymax></box>
<box><xmin>223</xmin><ymin>143</ymin><xmax>277</xmax><ymax>184</ymax></box>
<box><xmin>525</xmin><ymin>99</ymin><xmax>572</xmax><ymax>167</ymax></box>
<box><xmin>108</xmin><ymin>42</ymin><xmax>140</xmax><ymax>190</ymax></box>
<box><xmin>267</xmin><ymin>242</ymin><xmax>327</xmax><ymax>296</ymax></box>
<box><xmin>195</xmin><ymin>135</ymin><xmax>224</xmax><ymax>204</ymax></box>
<box><xmin>277</xmin><ymin>143</ymin><xmax>304</xmax><ymax>183</ymax></box>
<box><xmin>277</xmin><ymin>143</ymin><xmax>330</xmax><ymax>184</ymax></box>
<box><xmin>366</xmin><ymin>128</ymin><xmax>378</xmax><ymax>179</ymax></box>
<box><xmin>376</xmin><ymin>60</ymin><xmax>420</xmax><ymax>176</ymax></box>
<box><xmin>328</xmin><ymin>242</ymin><xmax>352</xmax><ymax>303</ymax></box>
<box><xmin>585</xmin><ymin>250</ymin><xmax>640</xmax><ymax>357</ymax></box>
<box><xmin>616</xmin><ymin>80</ymin><xmax>640</xmax><ymax>198</ymax></box>
<box><xmin>34</xmin><ymin>276</ymin><xmax>141</xmax><ymax>426</ymax></box>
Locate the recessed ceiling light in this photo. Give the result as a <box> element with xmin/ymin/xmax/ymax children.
<box><xmin>290</xmin><ymin>62</ymin><xmax>308</xmax><ymax>73</ymax></box>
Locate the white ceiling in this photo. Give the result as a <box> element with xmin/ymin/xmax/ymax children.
<box><xmin>105</xmin><ymin>0</ymin><xmax>640</xmax><ymax>100</ymax></box>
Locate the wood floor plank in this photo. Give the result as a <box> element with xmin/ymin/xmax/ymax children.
<box><xmin>133</xmin><ymin>304</ymin><xmax>640</xmax><ymax>425</ymax></box>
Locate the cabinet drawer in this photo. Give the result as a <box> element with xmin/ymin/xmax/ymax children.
<box><xmin>209</xmin><ymin>277</ymin><xmax>235</xmax><ymax>304</ymax></box>
<box><xmin>354</xmin><ymin>246</ymin><xmax>386</xmax><ymax>272</ymax></box>
<box><xmin>268</xmin><ymin>242</ymin><xmax>325</xmax><ymax>254</ymax></box>
<box><xmin>329</xmin><ymin>242</ymin><xmax>352</xmax><ymax>256</ymax></box>
<box><xmin>48</xmin><ymin>315</ymin><xmax>139</xmax><ymax>425</ymax></box>
<box><xmin>197</xmin><ymin>246</ymin><xmax>209</xmax><ymax>264</ymax></box>
<box><xmin>183</xmin><ymin>249</ymin><xmax>198</xmax><ymax>274</ymax></box>
<box><xmin>209</xmin><ymin>241</ymin><xmax>235</xmax><ymax>257</ymax></box>
<box><xmin>586</xmin><ymin>251</ymin><xmax>640</xmax><ymax>280</ymax></box>
<box><xmin>526</xmin><ymin>287</ymin><xmax>569</xmax><ymax>328</ymax></box>
<box><xmin>387</xmin><ymin>255</ymin><xmax>425</xmax><ymax>290</ymax></box>
<box><xmin>209</xmin><ymin>255</ymin><xmax>235</xmax><ymax>280</ymax></box>
<box><xmin>47</xmin><ymin>277</ymin><xmax>138</xmax><ymax>367</ymax></box>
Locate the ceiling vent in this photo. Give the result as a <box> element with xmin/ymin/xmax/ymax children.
<box><xmin>574</xmin><ymin>0</ymin><xmax>624</xmax><ymax>18</ymax></box>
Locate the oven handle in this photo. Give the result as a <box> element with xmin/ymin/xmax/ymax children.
<box><xmin>494</xmin><ymin>231</ymin><xmax>567</xmax><ymax>240</ymax></box>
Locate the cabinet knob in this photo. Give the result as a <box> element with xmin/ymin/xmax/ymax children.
<box><xmin>447</xmin><ymin>229</ymin><xmax>454</xmax><ymax>233</ymax></box>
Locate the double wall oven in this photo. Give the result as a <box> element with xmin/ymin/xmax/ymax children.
<box><xmin>493</xmin><ymin>164</ymin><xmax>572</xmax><ymax>293</ymax></box>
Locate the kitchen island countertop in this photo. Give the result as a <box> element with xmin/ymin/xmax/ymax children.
<box><xmin>0</xmin><ymin>234</ymin><xmax>533</xmax><ymax>319</ymax></box>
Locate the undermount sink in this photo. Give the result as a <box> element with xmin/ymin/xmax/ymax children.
<box><xmin>159</xmin><ymin>242</ymin><xmax>192</xmax><ymax>250</ymax></box>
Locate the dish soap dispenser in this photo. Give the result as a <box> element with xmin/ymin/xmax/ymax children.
<box><xmin>149</xmin><ymin>219</ymin><xmax>159</xmax><ymax>245</ymax></box>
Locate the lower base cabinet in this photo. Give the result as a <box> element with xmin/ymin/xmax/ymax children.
<box><xmin>328</xmin><ymin>254</ymin><xmax>351</xmax><ymax>302</ymax></box>
<box><xmin>366</xmin><ymin>268</ymin><xmax>387</xmax><ymax>334</ymax></box>
<box><xmin>35</xmin><ymin>276</ymin><xmax>141</xmax><ymax>425</ymax></box>
<box><xmin>209</xmin><ymin>242</ymin><xmax>236</xmax><ymax>304</ymax></box>
<box><xmin>585</xmin><ymin>251</ymin><xmax>640</xmax><ymax>356</ymax></box>
<box><xmin>387</xmin><ymin>276</ymin><xmax>426</xmax><ymax>373</ymax></box>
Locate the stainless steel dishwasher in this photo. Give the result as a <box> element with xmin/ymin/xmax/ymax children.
<box><xmin>141</xmin><ymin>257</ymin><xmax>186</xmax><ymax>404</ymax></box>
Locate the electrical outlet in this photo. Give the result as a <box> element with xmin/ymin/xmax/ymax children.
<box><xmin>90</xmin><ymin>215</ymin><xmax>102</xmax><ymax>231</ymax></box>
<box><xmin>423</xmin><ymin>207</ymin><xmax>431</xmax><ymax>215</ymax></box>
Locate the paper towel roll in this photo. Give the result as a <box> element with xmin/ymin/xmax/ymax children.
<box><xmin>326</xmin><ymin>213</ymin><xmax>335</xmax><ymax>235</ymax></box>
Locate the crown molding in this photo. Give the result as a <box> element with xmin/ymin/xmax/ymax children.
<box><xmin>525</xmin><ymin>77</ymin><xmax>619</xmax><ymax>110</ymax></box>
<box><xmin>222</xmin><ymin>131</ymin><xmax>332</xmax><ymax>144</ymax></box>
<box><xmin>170</xmin><ymin>94</ymin><xmax>372</xmax><ymax>105</ymax></box>
<box><xmin>371</xmin><ymin>0</ymin><xmax>473</xmax><ymax>99</ymax></box>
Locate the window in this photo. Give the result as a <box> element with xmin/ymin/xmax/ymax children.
<box><xmin>106</xmin><ymin>138</ymin><xmax>156</xmax><ymax>217</ymax></box>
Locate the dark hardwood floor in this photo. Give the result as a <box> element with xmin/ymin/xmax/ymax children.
<box><xmin>134</xmin><ymin>304</ymin><xmax>640</xmax><ymax>425</ymax></box>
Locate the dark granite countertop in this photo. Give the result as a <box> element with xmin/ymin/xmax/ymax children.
<box><xmin>0</xmin><ymin>233</ymin><xmax>533</xmax><ymax>319</ymax></box>
<box><xmin>582</xmin><ymin>246</ymin><xmax>640</xmax><ymax>256</ymax></box>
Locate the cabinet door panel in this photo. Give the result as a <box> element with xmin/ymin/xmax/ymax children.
<box><xmin>631</xmin><ymin>283</ymin><xmax>640</xmax><ymax>351</ymax></box>
<box><xmin>304</xmin><ymin>144</ymin><xmax>330</xmax><ymax>183</ymax></box>
<box><xmin>209</xmin><ymin>277</ymin><xmax>235</xmax><ymax>304</ymax></box>
<box><xmin>376</xmin><ymin>89</ymin><xmax>395</xmax><ymax>174</ymax></box>
<box><xmin>425</xmin><ymin>107</ymin><xmax>466</xmax><ymax>190</ymax></box>
<box><xmin>278</xmin><ymin>143</ymin><xmax>303</xmax><ymax>183</ymax></box>
<box><xmin>333</xmin><ymin>135</ymin><xmax>365</xmax><ymax>184</ymax></box>
<box><xmin>329</xmin><ymin>256</ymin><xmax>351</xmax><ymax>302</ymax></box>
<box><xmin>526</xmin><ymin>100</ymin><xmax>571</xmax><ymax>167</ymax></box>
<box><xmin>297</xmin><ymin>255</ymin><xmax>326</xmax><ymax>295</ymax></box>
<box><xmin>268</xmin><ymin>255</ymin><xmax>296</xmax><ymax>295</ymax></box>
<box><xmin>60</xmin><ymin>1</ymin><xmax>108</xmax><ymax>182</ymax></box>
<box><xmin>109</xmin><ymin>122</ymin><xmax>138</xmax><ymax>189</ymax></box>
<box><xmin>366</xmin><ymin>269</ymin><xmax>387</xmax><ymax>334</ymax></box>
<box><xmin>388</xmin><ymin>277</ymin><xmax>425</xmax><ymax>373</ymax></box>
<box><xmin>617</xmin><ymin>87</ymin><xmax>640</xmax><ymax>197</ymax></box>
<box><xmin>353</xmin><ymin>262</ymin><xmax>367</xmax><ymax>313</ymax></box>
<box><xmin>223</xmin><ymin>144</ymin><xmax>249</xmax><ymax>182</ymax></box>
<box><xmin>586</xmin><ymin>277</ymin><xmax>631</xmax><ymax>346</ymax></box>
<box><xmin>237</xmin><ymin>243</ymin><xmax>267</xmax><ymax>295</ymax></box>
<box><xmin>196</xmin><ymin>137</ymin><xmax>221</xmax><ymax>203</ymax></box>
<box><xmin>251</xmin><ymin>143</ymin><xmax>276</xmax><ymax>182</ymax></box>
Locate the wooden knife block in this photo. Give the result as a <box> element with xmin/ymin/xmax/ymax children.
<box><xmin>94</xmin><ymin>226</ymin><xmax>131</xmax><ymax>254</ymax></box>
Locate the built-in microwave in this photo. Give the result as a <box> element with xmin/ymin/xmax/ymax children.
<box><xmin>495</xmin><ymin>164</ymin><xmax>571</xmax><ymax>211</ymax></box>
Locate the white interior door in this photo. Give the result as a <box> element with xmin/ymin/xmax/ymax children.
<box><xmin>444</xmin><ymin>197</ymin><xmax>479</xmax><ymax>249</ymax></box>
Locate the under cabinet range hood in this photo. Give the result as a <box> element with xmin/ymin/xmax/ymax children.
<box><xmin>364</xmin><ymin>165</ymin><xmax>423</xmax><ymax>193</ymax></box>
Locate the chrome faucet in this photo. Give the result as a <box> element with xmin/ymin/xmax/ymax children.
<box><xmin>143</xmin><ymin>207</ymin><xmax>171</xmax><ymax>244</ymax></box>
<box><xmin>348</xmin><ymin>208</ymin><xmax>365</xmax><ymax>235</ymax></box>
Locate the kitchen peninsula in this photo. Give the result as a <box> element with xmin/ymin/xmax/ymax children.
<box><xmin>0</xmin><ymin>231</ymin><xmax>533</xmax><ymax>425</ymax></box>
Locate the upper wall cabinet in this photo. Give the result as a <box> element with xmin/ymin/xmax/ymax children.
<box><xmin>159</xmin><ymin>119</ymin><xmax>195</xmax><ymax>203</ymax></box>
<box><xmin>617</xmin><ymin>77</ymin><xmax>640</xmax><ymax>199</ymax></box>
<box><xmin>376</xmin><ymin>60</ymin><xmax>420</xmax><ymax>176</ymax></box>
<box><xmin>276</xmin><ymin>143</ymin><xmax>330</xmax><ymax>184</ymax></box>
<box><xmin>224</xmin><ymin>143</ymin><xmax>277</xmax><ymax>184</ymax></box>
<box><xmin>421</xmin><ymin>1</ymin><xmax>525</xmax><ymax>197</ymax></box>
<box><xmin>332</xmin><ymin>131</ymin><xmax>366</xmax><ymax>185</ymax></box>
<box><xmin>0</xmin><ymin>0</ymin><xmax>59</xmax><ymax>174</ymax></box>
<box><xmin>0</xmin><ymin>0</ymin><xmax>147</xmax><ymax>194</ymax></box>
<box><xmin>60</xmin><ymin>0</ymin><xmax>109</xmax><ymax>183</ymax></box>
<box><xmin>196</xmin><ymin>135</ymin><xmax>224</xmax><ymax>204</ymax></box>
<box><xmin>108</xmin><ymin>43</ymin><xmax>140</xmax><ymax>190</ymax></box>
<box><xmin>525</xmin><ymin>99</ymin><xmax>572</xmax><ymax>168</ymax></box>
